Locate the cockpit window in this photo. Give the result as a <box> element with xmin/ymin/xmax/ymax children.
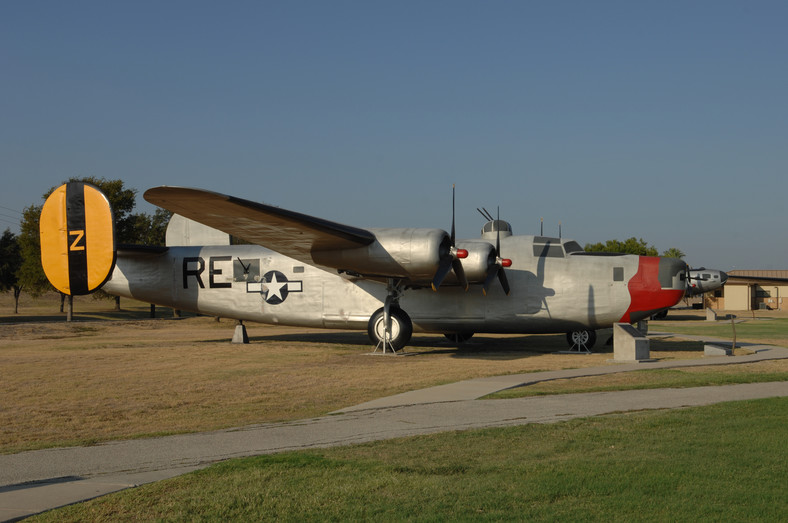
<box><xmin>562</xmin><ymin>240</ymin><xmax>583</xmax><ymax>253</ymax></box>
<box><xmin>533</xmin><ymin>241</ymin><xmax>565</xmax><ymax>258</ymax></box>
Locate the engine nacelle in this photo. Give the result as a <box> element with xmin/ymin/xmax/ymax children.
<box><xmin>457</xmin><ymin>241</ymin><xmax>497</xmax><ymax>282</ymax></box>
<box><xmin>312</xmin><ymin>228</ymin><xmax>449</xmax><ymax>282</ymax></box>
<box><xmin>425</xmin><ymin>239</ymin><xmax>497</xmax><ymax>286</ymax></box>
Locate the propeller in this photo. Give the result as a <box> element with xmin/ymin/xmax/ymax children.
<box><xmin>432</xmin><ymin>185</ymin><xmax>469</xmax><ymax>291</ymax></box>
<box><xmin>685</xmin><ymin>265</ymin><xmax>704</xmax><ymax>291</ymax></box>
<box><xmin>482</xmin><ymin>207</ymin><xmax>511</xmax><ymax>296</ymax></box>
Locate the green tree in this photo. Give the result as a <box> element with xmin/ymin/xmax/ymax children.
<box><xmin>17</xmin><ymin>204</ymin><xmax>50</xmax><ymax>298</ymax></box>
<box><xmin>0</xmin><ymin>228</ymin><xmax>23</xmax><ymax>313</ymax></box>
<box><xmin>131</xmin><ymin>208</ymin><xmax>172</xmax><ymax>246</ymax></box>
<box><xmin>661</xmin><ymin>247</ymin><xmax>686</xmax><ymax>259</ymax></box>
<box><xmin>584</xmin><ymin>237</ymin><xmax>659</xmax><ymax>256</ymax></box>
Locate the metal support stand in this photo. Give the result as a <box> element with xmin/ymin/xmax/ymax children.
<box><xmin>559</xmin><ymin>330</ymin><xmax>594</xmax><ymax>354</ymax></box>
<box><xmin>565</xmin><ymin>341</ymin><xmax>592</xmax><ymax>354</ymax></box>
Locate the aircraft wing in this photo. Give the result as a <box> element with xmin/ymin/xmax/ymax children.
<box><xmin>144</xmin><ymin>187</ymin><xmax>376</xmax><ymax>267</ymax></box>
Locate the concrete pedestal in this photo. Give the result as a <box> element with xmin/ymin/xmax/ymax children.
<box><xmin>232</xmin><ymin>323</ymin><xmax>249</xmax><ymax>344</ymax></box>
<box><xmin>704</xmin><ymin>343</ymin><xmax>733</xmax><ymax>356</ymax></box>
<box><xmin>613</xmin><ymin>323</ymin><xmax>652</xmax><ymax>362</ymax></box>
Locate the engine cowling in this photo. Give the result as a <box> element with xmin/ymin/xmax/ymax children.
<box><xmin>312</xmin><ymin>228</ymin><xmax>450</xmax><ymax>282</ymax></box>
<box><xmin>435</xmin><ymin>240</ymin><xmax>496</xmax><ymax>285</ymax></box>
<box><xmin>458</xmin><ymin>241</ymin><xmax>497</xmax><ymax>283</ymax></box>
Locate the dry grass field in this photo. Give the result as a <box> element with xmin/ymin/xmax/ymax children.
<box><xmin>2</xmin><ymin>292</ymin><xmax>786</xmax><ymax>454</ymax></box>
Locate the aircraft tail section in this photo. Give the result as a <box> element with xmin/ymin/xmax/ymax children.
<box><xmin>40</xmin><ymin>182</ymin><xmax>116</xmax><ymax>295</ymax></box>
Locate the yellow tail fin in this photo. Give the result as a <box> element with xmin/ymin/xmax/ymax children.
<box><xmin>40</xmin><ymin>182</ymin><xmax>116</xmax><ymax>295</ymax></box>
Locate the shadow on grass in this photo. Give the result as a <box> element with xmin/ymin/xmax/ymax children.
<box><xmin>650</xmin><ymin>338</ymin><xmax>705</xmax><ymax>352</ymax></box>
<box><xmin>241</xmin><ymin>331</ymin><xmax>711</xmax><ymax>359</ymax></box>
<box><xmin>656</xmin><ymin>313</ymin><xmax>709</xmax><ymax>322</ymax></box>
<box><xmin>235</xmin><ymin>331</ymin><xmax>612</xmax><ymax>360</ymax></box>
<box><xmin>0</xmin><ymin>310</ymin><xmax>198</xmax><ymax>324</ymax></box>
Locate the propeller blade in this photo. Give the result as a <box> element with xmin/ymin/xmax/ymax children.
<box><xmin>487</xmin><ymin>206</ymin><xmax>511</xmax><ymax>296</ymax></box>
<box><xmin>498</xmin><ymin>265</ymin><xmax>510</xmax><ymax>295</ymax></box>
<box><xmin>432</xmin><ymin>258</ymin><xmax>454</xmax><ymax>291</ymax></box>
<box><xmin>452</xmin><ymin>258</ymin><xmax>469</xmax><ymax>291</ymax></box>
<box><xmin>432</xmin><ymin>185</ymin><xmax>469</xmax><ymax>292</ymax></box>
<box><xmin>451</xmin><ymin>184</ymin><xmax>456</xmax><ymax>245</ymax></box>
<box><xmin>496</xmin><ymin>207</ymin><xmax>501</xmax><ymax>253</ymax></box>
<box><xmin>482</xmin><ymin>265</ymin><xmax>499</xmax><ymax>296</ymax></box>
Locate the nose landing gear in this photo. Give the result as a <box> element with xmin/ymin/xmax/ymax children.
<box><xmin>566</xmin><ymin>329</ymin><xmax>596</xmax><ymax>353</ymax></box>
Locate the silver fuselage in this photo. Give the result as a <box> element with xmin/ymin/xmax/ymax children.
<box><xmin>104</xmin><ymin>235</ymin><xmax>683</xmax><ymax>335</ymax></box>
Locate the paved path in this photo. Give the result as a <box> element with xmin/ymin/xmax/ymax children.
<box><xmin>338</xmin><ymin>340</ymin><xmax>787</xmax><ymax>412</ymax></box>
<box><xmin>2</xmin><ymin>343</ymin><xmax>786</xmax><ymax>521</ymax></box>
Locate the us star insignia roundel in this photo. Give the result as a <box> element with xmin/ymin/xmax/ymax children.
<box><xmin>259</xmin><ymin>270</ymin><xmax>303</xmax><ymax>305</ymax></box>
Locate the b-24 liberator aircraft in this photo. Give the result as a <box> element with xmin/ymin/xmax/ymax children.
<box><xmin>40</xmin><ymin>182</ymin><xmax>688</xmax><ymax>352</ymax></box>
<box><xmin>686</xmin><ymin>269</ymin><xmax>728</xmax><ymax>296</ymax></box>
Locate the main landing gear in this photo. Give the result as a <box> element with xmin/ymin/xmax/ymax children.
<box><xmin>444</xmin><ymin>332</ymin><xmax>474</xmax><ymax>343</ymax></box>
<box><xmin>368</xmin><ymin>279</ymin><xmax>413</xmax><ymax>353</ymax></box>
<box><xmin>368</xmin><ymin>306</ymin><xmax>413</xmax><ymax>352</ymax></box>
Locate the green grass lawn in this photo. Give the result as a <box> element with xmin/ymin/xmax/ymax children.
<box><xmin>8</xmin><ymin>297</ymin><xmax>788</xmax><ymax>520</ymax></box>
<box><xmin>658</xmin><ymin>317</ymin><xmax>788</xmax><ymax>347</ymax></box>
<box><xmin>33</xmin><ymin>397</ymin><xmax>788</xmax><ymax>522</ymax></box>
<box><xmin>489</xmin><ymin>364</ymin><xmax>788</xmax><ymax>399</ymax></box>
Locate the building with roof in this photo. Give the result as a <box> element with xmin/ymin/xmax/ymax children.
<box><xmin>705</xmin><ymin>270</ymin><xmax>788</xmax><ymax>311</ymax></box>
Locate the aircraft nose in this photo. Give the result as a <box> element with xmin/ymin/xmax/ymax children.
<box><xmin>720</xmin><ymin>271</ymin><xmax>729</xmax><ymax>284</ymax></box>
<box><xmin>619</xmin><ymin>256</ymin><xmax>687</xmax><ymax>323</ymax></box>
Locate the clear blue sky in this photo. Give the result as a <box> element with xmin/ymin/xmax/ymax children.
<box><xmin>2</xmin><ymin>1</ymin><xmax>786</xmax><ymax>270</ymax></box>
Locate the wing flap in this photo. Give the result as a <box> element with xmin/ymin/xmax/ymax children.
<box><xmin>144</xmin><ymin>187</ymin><xmax>375</xmax><ymax>266</ymax></box>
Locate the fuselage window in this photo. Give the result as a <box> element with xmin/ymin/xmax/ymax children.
<box><xmin>613</xmin><ymin>267</ymin><xmax>624</xmax><ymax>282</ymax></box>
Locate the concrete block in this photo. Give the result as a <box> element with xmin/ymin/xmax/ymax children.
<box><xmin>706</xmin><ymin>308</ymin><xmax>718</xmax><ymax>321</ymax></box>
<box><xmin>704</xmin><ymin>344</ymin><xmax>732</xmax><ymax>356</ymax></box>
<box><xmin>232</xmin><ymin>324</ymin><xmax>249</xmax><ymax>344</ymax></box>
<box><xmin>613</xmin><ymin>323</ymin><xmax>651</xmax><ymax>362</ymax></box>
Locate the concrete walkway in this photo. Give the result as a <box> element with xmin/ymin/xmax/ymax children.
<box><xmin>338</xmin><ymin>340</ymin><xmax>788</xmax><ymax>412</ymax></box>
<box><xmin>2</xmin><ymin>342</ymin><xmax>786</xmax><ymax>521</ymax></box>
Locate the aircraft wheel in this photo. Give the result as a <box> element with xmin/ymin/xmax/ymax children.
<box><xmin>444</xmin><ymin>332</ymin><xmax>474</xmax><ymax>343</ymax></box>
<box><xmin>566</xmin><ymin>329</ymin><xmax>596</xmax><ymax>350</ymax></box>
<box><xmin>368</xmin><ymin>307</ymin><xmax>413</xmax><ymax>351</ymax></box>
